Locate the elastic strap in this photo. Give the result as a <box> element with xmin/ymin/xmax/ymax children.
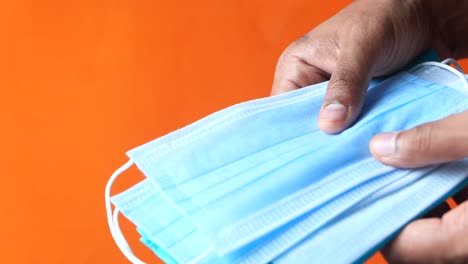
<box><xmin>441</xmin><ymin>58</ymin><xmax>465</xmax><ymax>73</ymax></box>
<box><xmin>105</xmin><ymin>159</ymin><xmax>146</xmax><ymax>264</ymax></box>
<box><xmin>441</xmin><ymin>58</ymin><xmax>468</xmax><ymax>80</ymax></box>
<box><xmin>409</xmin><ymin>59</ymin><xmax>468</xmax><ymax>92</ymax></box>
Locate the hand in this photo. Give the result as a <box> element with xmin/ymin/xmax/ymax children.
<box><xmin>370</xmin><ymin>111</ymin><xmax>468</xmax><ymax>263</ymax></box>
<box><xmin>271</xmin><ymin>0</ymin><xmax>468</xmax><ymax>262</ymax></box>
<box><xmin>271</xmin><ymin>0</ymin><xmax>468</xmax><ymax>134</ymax></box>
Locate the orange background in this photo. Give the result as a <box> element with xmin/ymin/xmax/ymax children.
<box><xmin>2</xmin><ymin>0</ymin><xmax>466</xmax><ymax>263</ymax></box>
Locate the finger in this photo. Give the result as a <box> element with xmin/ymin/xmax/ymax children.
<box><xmin>382</xmin><ymin>202</ymin><xmax>468</xmax><ymax>264</ymax></box>
<box><xmin>271</xmin><ymin>55</ymin><xmax>330</xmax><ymax>95</ymax></box>
<box><xmin>317</xmin><ymin>25</ymin><xmax>378</xmax><ymax>134</ymax></box>
<box><xmin>271</xmin><ymin>36</ymin><xmax>333</xmax><ymax>96</ymax></box>
<box><xmin>381</xmin><ymin>218</ymin><xmax>450</xmax><ymax>264</ymax></box>
<box><xmin>381</xmin><ymin>218</ymin><xmax>446</xmax><ymax>264</ymax></box>
<box><xmin>370</xmin><ymin>111</ymin><xmax>468</xmax><ymax>168</ymax></box>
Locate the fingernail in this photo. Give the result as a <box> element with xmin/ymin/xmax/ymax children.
<box><xmin>320</xmin><ymin>102</ymin><xmax>347</xmax><ymax>121</ymax></box>
<box><xmin>372</xmin><ymin>132</ymin><xmax>399</xmax><ymax>157</ymax></box>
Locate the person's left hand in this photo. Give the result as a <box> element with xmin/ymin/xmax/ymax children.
<box><xmin>370</xmin><ymin>110</ymin><xmax>468</xmax><ymax>263</ymax></box>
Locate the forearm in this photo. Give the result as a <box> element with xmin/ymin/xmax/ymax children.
<box><xmin>423</xmin><ymin>0</ymin><xmax>468</xmax><ymax>59</ymax></box>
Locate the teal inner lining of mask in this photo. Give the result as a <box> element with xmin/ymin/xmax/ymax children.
<box><xmin>138</xmin><ymin>228</ymin><xmax>178</xmax><ymax>264</ymax></box>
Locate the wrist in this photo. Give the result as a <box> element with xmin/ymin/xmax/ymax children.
<box><xmin>421</xmin><ymin>0</ymin><xmax>468</xmax><ymax>59</ymax></box>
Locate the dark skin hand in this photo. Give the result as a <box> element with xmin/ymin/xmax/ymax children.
<box><xmin>272</xmin><ymin>0</ymin><xmax>468</xmax><ymax>263</ymax></box>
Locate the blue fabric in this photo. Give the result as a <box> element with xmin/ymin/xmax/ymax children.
<box><xmin>138</xmin><ymin>228</ymin><xmax>178</xmax><ymax>264</ymax></box>
<box><xmin>111</xmin><ymin>62</ymin><xmax>468</xmax><ymax>263</ymax></box>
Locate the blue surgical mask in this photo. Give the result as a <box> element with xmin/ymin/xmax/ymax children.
<box><xmin>273</xmin><ymin>161</ymin><xmax>468</xmax><ymax>264</ymax></box>
<box><xmin>105</xmin><ymin>59</ymin><xmax>468</xmax><ymax>264</ymax></box>
<box><xmin>272</xmin><ymin>59</ymin><xmax>468</xmax><ymax>264</ymax></box>
<box><xmin>111</xmin><ymin>179</ymin><xmax>221</xmax><ymax>264</ymax></box>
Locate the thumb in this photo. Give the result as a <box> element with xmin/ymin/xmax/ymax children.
<box><xmin>382</xmin><ymin>201</ymin><xmax>468</xmax><ymax>264</ymax></box>
<box><xmin>370</xmin><ymin>111</ymin><xmax>468</xmax><ymax>168</ymax></box>
<box><xmin>318</xmin><ymin>32</ymin><xmax>378</xmax><ymax>134</ymax></box>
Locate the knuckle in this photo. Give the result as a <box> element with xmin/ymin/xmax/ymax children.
<box><xmin>330</xmin><ymin>66</ymin><xmax>361</xmax><ymax>87</ymax></box>
<box><xmin>276</xmin><ymin>46</ymin><xmax>300</xmax><ymax>71</ymax></box>
<box><xmin>285</xmin><ymin>34</ymin><xmax>320</xmax><ymax>60</ymax></box>
<box><xmin>276</xmin><ymin>49</ymin><xmax>290</xmax><ymax>70</ymax></box>
<box><xmin>295</xmin><ymin>33</ymin><xmax>310</xmax><ymax>44</ymax></box>
<box><xmin>276</xmin><ymin>40</ymin><xmax>318</xmax><ymax>72</ymax></box>
<box><xmin>327</xmin><ymin>67</ymin><xmax>365</xmax><ymax>105</ymax></box>
<box><xmin>401</xmin><ymin>124</ymin><xmax>435</xmax><ymax>157</ymax></box>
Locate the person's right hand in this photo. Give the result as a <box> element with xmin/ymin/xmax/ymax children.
<box><xmin>271</xmin><ymin>0</ymin><xmax>468</xmax><ymax>134</ymax></box>
<box><xmin>271</xmin><ymin>0</ymin><xmax>468</xmax><ymax>263</ymax></box>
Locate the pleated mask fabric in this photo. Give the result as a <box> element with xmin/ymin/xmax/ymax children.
<box><xmin>105</xmin><ymin>60</ymin><xmax>468</xmax><ymax>264</ymax></box>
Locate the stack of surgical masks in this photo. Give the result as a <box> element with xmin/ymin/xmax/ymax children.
<box><xmin>105</xmin><ymin>59</ymin><xmax>468</xmax><ymax>264</ymax></box>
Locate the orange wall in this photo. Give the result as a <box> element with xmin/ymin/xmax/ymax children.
<box><xmin>2</xmin><ymin>0</ymin><xmax>466</xmax><ymax>263</ymax></box>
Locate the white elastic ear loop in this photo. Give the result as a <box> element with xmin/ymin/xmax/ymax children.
<box><xmin>441</xmin><ymin>58</ymin><xmax>465</xmax><ymax>73</ymax></box>
<box><xmin>105</xmin><ymin>159</ymin><xmax>146</xmax><ymax>264</ymax></box>
<box><xmin>409</xmin><ymin>60</ymin><xmax>468</xmax><ymax>92</ymax></box>
<box><xmin>441</xmin><ymin>58</ymin><xmax>468</xmax><ymax>80</ymax></box>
